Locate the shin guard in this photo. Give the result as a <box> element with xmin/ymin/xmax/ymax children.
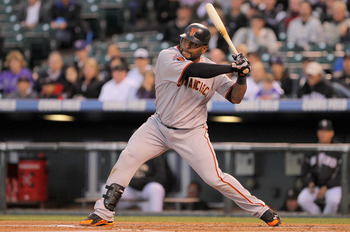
<box><xmin>103</xmin><ymin>183</ymin><xmax>125</xmax><ymax>212</ymax></box>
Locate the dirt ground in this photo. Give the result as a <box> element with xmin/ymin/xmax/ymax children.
<box><xmin>0</xmin><ymin>221</ymin><xmax>350</xmax><ymax>232</ymax></box>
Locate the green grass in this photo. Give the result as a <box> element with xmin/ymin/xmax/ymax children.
<box><xmin>0</xmin><ymin>215</ymin><xmax>350</xmax><ymax>224</ymax></box>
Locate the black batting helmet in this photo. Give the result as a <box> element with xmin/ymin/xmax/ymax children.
<box><xmin>180</xmin><ymin>23</ymin><xmax>211</xmax><ymax>45</ymax></box>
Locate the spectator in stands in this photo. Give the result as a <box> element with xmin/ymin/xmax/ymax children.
<box><xmin>331</xmin><ymin>51</ymin><xmax>350</xmax><ymax>98</ymax></box>
<box><xmin>323</xmin><ymin>1</ymin><xmax>350</xmax><ymax>45</ymax></box>
<box><xmin>260</xmin><ymin>0</ymin><xmax>286</xmax><ymax>38</ymax></box>
<box><xmin>135</xmin><ymin>70</ymin><xmax>156</xmax><ymax>99</ymax></box>
<box><xmin>255</xmin><ymin>73</ymin><xmax>284</xmax><ymax>100</ymax></box>
<box><xmin>106</xmin><ymin>43</ymin><xmax>121</xmax><ymax>63</ymax></box>
<box><xmin>282</xmin><ymin>0</ymin><xmax>302</xmax><ymax>33</ymax></box>
<box><xmin>5</xmin><ymin>76</ymin><xmax>37</xmax><ymax>99</ymax></box>
<box><xmin>232</xmin><ymin>12</ymin><xmax>278</xmax><ymax>55</ymax></box>
<box><xmin>49</xmin><ymin>0</ymin><xmax>88</xmax><ymax>48</ymax></box>
<box><xmin>244</xmin><ymin>60</ymin><xmax>264</xmax><ymax>100</ymax></box>
<box><xmin>244</xmin><ymin>60</ymin><xmax>279</xmax><ymax>101</ymax></box>
<box><xmin>269</xmin><ymin>55</ymin><xmax>295</xmax><ymax>98</ymax></box>
<box><xmin>225</xmin><ymin>0</ymin><xmax>248</xmax><ymax>38</ymax></box>
<box><xmin>209</xmin><ymin>48</ymin><xmax>227</xmax><ymax>64</ymax></box>
<box><xmin>98</xmin><ymin>63</ymin><xmax>138</xmax><ymax>101</ymax></box>
<box><xmin>279</xmin><ymin>187</ymin><xmax>302</xmax><ymax>212</ymax></box>
<box><xmin>38</xmin><ymin>78</ymin><xmax>64</xmax><ymax>99</ymax></box>
<box><xmin>127</xmin><ymin>48</ymin><xmax>153</xmax><ymax>88</ymax></box>
<box><xmin>102</xmin><ymin>56</ymin><xmax>129</xmax><ymax>82</ymax></box>
<box><xmin>246</xmin><ymin>51</ymin><xmax>262</xmax><ymax>64</ymax></box>
<box><xmin>297</xmin><ymin>56</ymin><xmax>314</xmax><ymax>90</ymax></box>
<box><xmin>182</xmin><ymin>181</ymin><xmax>209</xmax><ymax>210</ymax></box>
<box><xmin>333</xmin><ymin>52</ymin><xmax>350</xmax><ymax>89</ymax></box>
<box><xmin>73</xmin><ymin>58</ymin><xmax>103</xmax><ymax>99</ymax></box>
<box><xmin>17</xmin><ymin>0</ymin><xmax>50</xmax><ymax>29</ymax></box>
<box><xmin>114</xmin><ymin>156</ymin><xmax>167</xmax><ymax>212</ymax></box>
<box><xmin>72</xmin><ymin>39</ymin><xmax>90</xmax><ymax>76</ymax></box>
<box><xmin>192</xmin><ymin>1</ymin><xmax>222</xmax><ymax>23</ymax></box>
<box><xmin>100</xmin><ymin>44</ymin><xmax>122</xmax><ymax>81</ymax></box>
<box><xmin>287</xmin><ymin>1</ymin><xmax>324</xmax><ymax>50</ymax></box>
<box><xmin>154</xmin><ymin>0</ymin><xmax>179</xmax><ymax>28</ymax></box>
<box><xmin>63</xmin><ymin>65</ymin><xmax>78</xmax><ymax>98</ymax></box>
<box><xmin>298</xmin><ymin>119</ymin><xmax>342</xmax><ymax>215</ymax></box>
<box><xmin>162</xmin><ymin>3</ymin><xmax>193</xmax><ymax>45</ymax></box>
<box><xmin>34</xmin><ymin>51</ymin><xmax>66</xmax><ymax>93</ymax></box>
<box><xmin>313</xmin><ymin>0</ymin><xmax>337</xmax><ymax>23</ymax></box>
<box><xmin>0</xmin><ymin>50</ymin><xmax>33</xmax><ymax>96</ymax></box>
<box><xmin>297</xmin><ymin>62</ymin><xmax>337</xmax><ymax>99</ymax></box>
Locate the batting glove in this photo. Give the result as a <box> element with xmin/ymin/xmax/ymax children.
<box><xmin>231</xmin><ymin>53</ymin><xmax>251</xmax><ymax>77</ymax></box>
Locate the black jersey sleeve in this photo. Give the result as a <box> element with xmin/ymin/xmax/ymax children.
<box><xmin>181</xmin><ymin>63</ymin><xmax>232</xmax><ymax>80</ymax></box>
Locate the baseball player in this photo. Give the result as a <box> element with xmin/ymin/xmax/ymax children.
<box><xmin>297</xmin><ymin>119</ymin><xmax>342</xmax><ymax>214</ymax></box>
<box><xmin>80</xmin><ymin>23</ymin><xmax>281</xmax><ymax>227</ymax></box>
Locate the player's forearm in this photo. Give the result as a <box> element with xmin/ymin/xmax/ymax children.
<box><xmin>231</xmin><ymin>78</ymin><xmax>247</xmax><ymax>104</ymax></box>
<box><xmin>183</xmin><ymin>63</ymin><xmax>232</xmax><ymax>80</ymax></box>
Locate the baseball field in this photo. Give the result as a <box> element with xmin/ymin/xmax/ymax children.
<box><xmin>0</xmin><ymin>215</ymin><xmax>350</xmax><ymax>231</ymax></box>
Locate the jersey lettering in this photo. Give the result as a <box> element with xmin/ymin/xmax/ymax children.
<box><xmin>188</xmin><ymin>78</ymin><xmax>193</xmax><ymax>88</ymax></box>
<box><xmin>177</xmin><ymin>77</ymin><xmax>210</xmax><ymax>96</ymax></box>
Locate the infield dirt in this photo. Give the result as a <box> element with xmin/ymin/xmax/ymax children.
<box><xmin>1</xmin><ymin>221</ymin><xmax>350</xmax><ymax>231</ymax></box>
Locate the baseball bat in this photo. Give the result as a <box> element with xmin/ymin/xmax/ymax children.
<box><xmin>205</xmin><ymin>3</ymin><xmax>238</xmax><ymax>56</ymax></box>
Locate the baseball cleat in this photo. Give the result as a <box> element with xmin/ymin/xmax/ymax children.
<box><xmin>260</xmin><ymin>209</ymin><xmax>281</xmax><ymax>227</ymax></box>
<box><xmin>79</xmin><ymin>213</ymin><xmax>113</xmax><ymax>226</ymax></box>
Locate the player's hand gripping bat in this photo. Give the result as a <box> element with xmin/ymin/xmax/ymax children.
<box><xmin>205</xmin><ymin>3</ymin><xmax>250</xmax><ymax>75</ymax></box>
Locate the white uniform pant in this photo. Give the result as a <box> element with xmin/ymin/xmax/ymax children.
<box><xmin>297</xmin><ymin>186</ymin><xmax>342</xmax><ymax>214</ymax></box>
<box><xmin>94</xmin><ymin>114</ymin><xmax>269</xmax><ymax>221</ymax></box>
<box><xmin>118</xmin><ymin>182</ymin><xmax>165</xmax><ymax>212</ymax></box>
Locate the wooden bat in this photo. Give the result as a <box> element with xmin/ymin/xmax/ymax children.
<box><xmin>205</xmin><ymin>3</ymin><xmax>238</xmax><ymax>55</ymax></box>
<box><xmin>205</xmin><ymin>3</ymin><xmax>249</xmax><ymax>74</ymax></box>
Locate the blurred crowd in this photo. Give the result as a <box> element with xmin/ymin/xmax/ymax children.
<box><xmin>1</xmin><ymin>0</ymin><xmax>350</xmax><ymax>100</ymax></box>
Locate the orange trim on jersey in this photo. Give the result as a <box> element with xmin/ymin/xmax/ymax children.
<box><xmin>202</xmin><ymin>125</ymin><xmax>265</xmax><ymax>207</ymax></box>
<box><xmin>225</xmin><ymin>83</ymin><xmax>235</xmax><ymax>99</ymax></box>
<box><xmin>177</xmin><ymin>62</ymin><xmax>193</xmax><ymax>84</ymax></box>
<box><xmin>176</xmin><ymin>45</ymin><xmax>202</xmax><ymax>84</ymax></box>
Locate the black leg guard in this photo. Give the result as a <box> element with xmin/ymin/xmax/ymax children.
<box><xmin>102</xmin><ymin>183</ymin><xmax>125</xmax><ymax>212</ymax></box>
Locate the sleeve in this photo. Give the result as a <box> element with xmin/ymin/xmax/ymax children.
<box><xmin>155</xmin><ymin>49</ymin><xmax>193</xmax><ymax>83</ymax></box>
<box><xmin>267</xmin><ymin>30</ymin><xmax>278</xmax><ymax>53</ymax></box>
<box><xmin>325</xmin><ymin>153</ymin><xmax>342</xmax><ymax>188</ymax></box>
<box><xmin>301</xmin><ymin>154</ymin><xmax>315</xmax><ymax>187</ymax></box>
<box><xmin>214</xmin><ymin>74</ymin><xmax>235</xmax><ymax>102</ymax></box>
<box><xmin>287</xmin><ymin>21</ymin><xmax>297</xmax><ymax>43</ymax></box>
<box><xmin>311</xmin><ymin>19</ymin><xmax>324</xmax><ymax>44</ymax></box>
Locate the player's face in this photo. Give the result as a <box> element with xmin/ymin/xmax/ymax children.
<box><xmin>317</xmin><ymin>129</ymin><xmax>334</xmax><ymax>144</ymax></box>
<box><xmin>180</xmin><ymin>38</ymin><xmax>208</xmax><ymax>61</ymax></box>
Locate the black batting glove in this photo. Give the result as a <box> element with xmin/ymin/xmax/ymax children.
<box><xmin>231</xmin><ymin>53</ymin><xmax>251</xmax><ymax>77</ymax></box>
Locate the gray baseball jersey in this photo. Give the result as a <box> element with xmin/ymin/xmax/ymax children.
<box><xmin>93</xmin><ymin>46</ymin><xmax>269</xmax><ymax>221</ymax></box>
<box><xmin>155</xmin><ymin>46</ymin><xmax>234</xmax><ymax>128</ymax></box>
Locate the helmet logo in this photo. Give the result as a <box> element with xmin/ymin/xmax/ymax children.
<box><xmin>190</xmin><ymin>28</ymin><xmax>197</xmax><ymax>36</ymax></box>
